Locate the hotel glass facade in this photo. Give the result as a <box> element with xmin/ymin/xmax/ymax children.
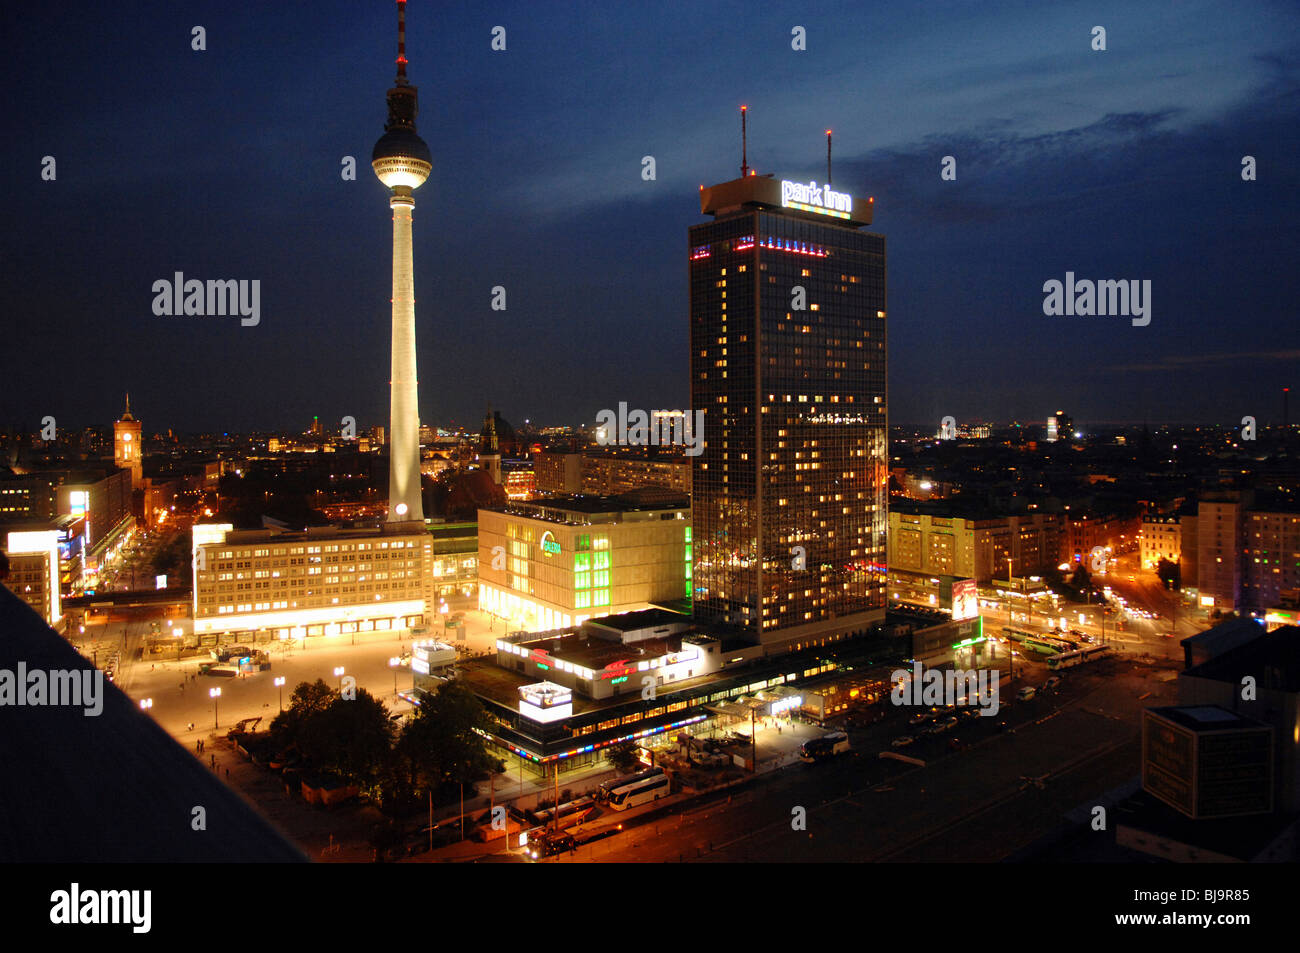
<box><xmin>689</xmin><ymin>180</ymin><xmax>888</xmax><ymax>641</ymax></box>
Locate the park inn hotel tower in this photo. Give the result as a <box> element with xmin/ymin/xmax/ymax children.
<box><xmin>689</xmin><ymin>164</ymin><xmax>888</xmax><ymax>649</ymax></box>
<box><xmin>190</xmin><ymin>1</ymin><xmax>436</xmax><ymax>642</ymax></box>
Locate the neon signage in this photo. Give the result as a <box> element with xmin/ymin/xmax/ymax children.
<box><xmin>540</xmin><ymin>531</ymin><xmax>560</xmax><ymax>557</ymax></box>
<box><xmin>780</xmin><ymin>179</ymin><xmax>852</xmax><ymax>218</ymax></box>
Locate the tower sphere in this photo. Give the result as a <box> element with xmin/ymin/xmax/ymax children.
<box><xmin>372</xmin><ymin>128</ymin><xmax>432</xmax><ymax>190</ymax></box>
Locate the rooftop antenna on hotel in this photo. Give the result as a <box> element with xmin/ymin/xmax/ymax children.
<box><xmin>826</xmin><ymin>129</ymin><xmax>832</xmax><ymax>185</ymax></box>
<box><xmin>740</xmin><ymin>105</ymin><xmax>750</xmax><ymax>177</ymax></box>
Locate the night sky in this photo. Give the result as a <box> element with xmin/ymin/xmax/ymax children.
<box><xmin>3</xmin><ymin>0</ymin><xmax>1297</xmax><ymax>435</ymax></box>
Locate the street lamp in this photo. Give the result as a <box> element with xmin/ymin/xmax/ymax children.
<box><xmin>1006</xmin><ymin>556</ymin><xmax>1015</xmax><ymax>680</ymax></box>
<box><xmin>209</xmin><ymin>686</ymin><xmax>221</xmax><ymax>728</ymax></box>
<box><xmin>274</xmin><ymin>675</ymin><xmax>286</xmax><ymax>711</ymax></box>
<box><xmin>389</xmin><ymin>657</ymin><xmax>401</xmax><ymax>697</ymax></box>
<box><xmin>139</xmin><ymin>697</ymin><xmax>153</xmax><ymax>711</ymax></box>
<box><xmin>333</xmin><ymin>666</ymin><xmax>345</xmax><ymax>690</ymax></box>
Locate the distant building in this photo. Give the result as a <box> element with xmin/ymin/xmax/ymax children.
<box><xmin>503</xmin><ymin>468</ymin><xmax>535</xmax><ymax>500</ymax></box>
<box><xmin>533</xmin><ymin>451</ymin><xmax>584</xmax><ymax>495</ymax></box>
<box><xmin>1045</xmin><ymin>410</ymin><xmax>1072</xmax><ymax>443</ymax></box>
<box><xmin>1140</xmin><ymin>514</ymin><xmax>1181</xmax><ymax>569</ymax></box>
<box><xmin>1191</xmin><ymin>490</ymin><xmax>1300</xmax><ymax>611</ymax></box>
<box><xmin>113</xmin><ymin>394</ymin><xmax>142</xmax><ymax>489</ymax></box>
<box><xmin>580</xmin><ymin>450</ymin><xmax>690</xmax><ymax>496</ymax></box>
<box><xmin>1066</xmin><ymin>510</ymin><xmax>1142</xmax><ymax>560</ymax></box>
<box><xmin>478</xmin><ymin>409</ymin><xmax>502</xmax><ymax>486</ymax></box>
<box><xmin>888</xmin><ymin>506</ymin><xmax>1065</xmax><ymax>603</ymax></box>
<box><xmin>2</xmin><ymin>528</ymin><xmax>62</xmax><ymax>628</ymax></box>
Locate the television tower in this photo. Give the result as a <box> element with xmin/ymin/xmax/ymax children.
<box><xmin>372</xmin><ymin>0</ymin><xmax>431</xmax><ymax>523</ymax></box>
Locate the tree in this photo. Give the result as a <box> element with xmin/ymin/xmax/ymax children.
<box><xmin>268</xmin><ymin>679</ymin><xmax>336</xmax><ymax>753</ymax></box>
<box><xmin>1155</xmin><ymin>557</ymin><xmax>1181</xmax><ymax>591</ymax></box>
<box><xmin>391</xmin><ymin>679</ymin><xmax>498</xmax><ymax>803</ymax></box>
<box><xmin>297</xmin><ymin>689</ymin><xmax>395</xmax><ymax>786</ymax></box>
<box><xmin>605</xmin><ymin>738</ymin><xmax>641</xmax><ymax>775</ymax></box>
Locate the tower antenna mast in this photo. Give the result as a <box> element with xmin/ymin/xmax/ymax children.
<box><xmin>396</xmin><ymin>0</ymin><xmax>408</xmax><ymax>84</ymax></box>
<box><xmin>740</xmin><ymin>105</ymin><xmax>749</xmax><ymax>178</ymax></box>
<box><xmin>826</xmin><ymin>129</ymin><xmax>832</xmax><ymax>185</ymax></box>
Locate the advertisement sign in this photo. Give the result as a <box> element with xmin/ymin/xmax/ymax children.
<box><xmin>951</xmin><ymin>578</ymin><xmax>978</xmax><ymax>622</ymax></box>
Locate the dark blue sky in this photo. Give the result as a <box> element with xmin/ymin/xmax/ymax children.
<box><xmin>3</xmin><ymin>0</ymin><xmax>1297</xmax><ymax>435</ymax></box>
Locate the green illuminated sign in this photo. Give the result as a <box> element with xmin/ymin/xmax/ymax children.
<box><xmin>540</xmin><ymin>531</ymin><xmax>560</xmax><ymax>557</ymax></box>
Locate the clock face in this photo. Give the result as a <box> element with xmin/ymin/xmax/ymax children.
<box><xmin>123</xmin><ymin>433</ymin><xmax>132</xmax><ymax>442</ymax></box>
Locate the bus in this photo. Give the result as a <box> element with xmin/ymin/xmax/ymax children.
<box><xmin>596</xmin><ymin>766</ymin><xmax>664</xmax><ymax>802</ymax></box>
<box><xmin>607</xmin><ymin>773</ymin><xmax>671</xmax><ymax>811</ymax></box>
<box><xmin>1022</xmin><ymin>636</ymin><xmax>1068</xmax><ymax>656</ymax></box>
<box><xmin>799</xmin><ymin>731</ymin><xmax>851</xmax><ymax>763</ymax></box>
<box><xmin>1047</xmin><ymin>644</ymin><xmax>1113</xmax><ymax>670</ymax></box>
<box><xmin>1003</xmin><ymin>628</ymin><xmax>1077</xmax><ymax>653</ymax></box>
<box><xmin>532</xmin><ymin>796</ymin><xmax>596</xmax><ymax>830</ymax></box>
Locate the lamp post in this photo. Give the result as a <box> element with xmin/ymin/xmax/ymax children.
<box><xmin>209</xmin><ymin>686</ymin><xmax>221</xmax><ymax>729</ymax></box>
<box><xmin>334</xmin><ymin>666</ymin><xmax>345</xmax><ymax>691</ymax></box>
<box><xmin>274</xmin><ymin>675</ymin><xmax>286</xmax><ymax>711</ymax></box>
<box><xmin>1006</xmin><ymin>556</ymin><xmax>1015</xmax><ymax>680</ymax></box>
<box><xmin>389</xmin><ymin>657</ymin><xmax>401</xmax><ymax>697</ymax></box>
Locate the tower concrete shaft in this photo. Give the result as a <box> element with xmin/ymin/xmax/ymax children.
<box><xmin>387</xmin><ymin>189</ymin><xmax>424</xmax><ymax>522</ymax></box>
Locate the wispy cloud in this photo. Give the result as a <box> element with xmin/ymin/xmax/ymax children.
<box><xmin>1107</xmin><ymin>350</ymin><xmax>1300</xmax><ymax>373</ymax></box>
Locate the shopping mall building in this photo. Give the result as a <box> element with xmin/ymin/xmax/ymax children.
<box><xmin>476</xmin><ymin>490</ymin><xmax>691</xmax><ymax>633</ymax></box>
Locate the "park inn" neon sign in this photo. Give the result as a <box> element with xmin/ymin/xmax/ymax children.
<box><xmin>781</xmin><ymin>179</ymin><xmax>852</xmax><ymax>219</ymax></box>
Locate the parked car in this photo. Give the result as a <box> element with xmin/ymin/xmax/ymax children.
<box><xmin>1017</xmin><ymin>687</ymin><xmax>1037</xmax><ymax>701</ymax></box>
<box><xmin>1044</xmin><ymin>676</ymin><xmax>1062</xmax><ymax>691</ymax></box>
<box><xmin>891</xmin><ymin>736</ymin><xmax>915</xmax><ymax>748</ymax></box>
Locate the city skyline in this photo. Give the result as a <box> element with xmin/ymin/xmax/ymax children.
<box><xmin>2</xmin><ymin>1</ymin><xmax>1299</xmax><ymax>883</ymax></box>
<box><xmin>3</xmin><ymin>1</ymin><xmax>1297</xmax><ymax>434</ymax></box>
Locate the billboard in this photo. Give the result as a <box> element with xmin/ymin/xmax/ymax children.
<box><xmin>951</xmin><ymin>578</ymin><xmax>979</xmax><ymax>622</ymax></box>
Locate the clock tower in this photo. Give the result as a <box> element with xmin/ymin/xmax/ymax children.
<box><xmin>114</xmin><ymin>393</ymin><xmax>143</xmax><ymax>489</ymax></box>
